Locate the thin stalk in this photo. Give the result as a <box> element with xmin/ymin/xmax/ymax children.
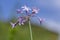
<box><xmin>29</xmin><ymin>21</ymin><xmax>33</xmax><ymax>40</ymax></box>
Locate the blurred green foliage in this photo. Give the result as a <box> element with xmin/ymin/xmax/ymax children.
<box><xmin>0</xmin><ymin>21</ymin><xmax>58</xmax><ymax>40</ymax></box>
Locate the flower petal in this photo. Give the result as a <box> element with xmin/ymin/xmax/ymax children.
<box><xmin>21</xmin><ymin>5</ymin><xmax>31</xmax><ymax>12</ymax></box>
<box><xmin>17</xmin><ymin>9</ymin><xmax>23</xmax><ymax>13</ymax></box>
<box><xmin>32</xmin><ymin>8</ymin><xmax>40</xmax><ymax>14</ymax></box>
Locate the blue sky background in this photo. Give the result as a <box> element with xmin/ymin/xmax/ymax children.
<box><xmin>0</xmin><ymin>0</ymin><xmax>60</xmax><ymax>33</ymax></box>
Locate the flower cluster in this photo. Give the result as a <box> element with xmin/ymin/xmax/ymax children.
<box><xmin>10</xmin><ymin>5</ymin><xmax>44</xmax><ymax>29</ymax></box>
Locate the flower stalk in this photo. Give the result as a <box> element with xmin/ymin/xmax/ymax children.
<box><xmin>29</xmin><ymin>20</ymin><xmax>33</xmax><ymax>40</ymax></box>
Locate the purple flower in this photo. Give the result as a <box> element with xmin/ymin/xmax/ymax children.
<box><xmin>21</xmin><ymin>5</ymin><xmax>31</xmax><ymax>12</ymax></box>
<box><xmin>38</xmin><ymin>17</ymin><xmax>45</xmax><ymax>24</ymax></box>
<box><xmin>17</xmin><ymin>9</ymin><xmax>23</xmax><ymax>13</ymax></box>
<box><xmin>32</xmin><ymin>8</ymin><xmax>40</xmax><ymax>14</ymax></box>
<box><xmin>10</xmin><ymin>16</ymin><xmax>28</xmax><ymax>28</ymax></box>
<box><xmin>18</xmin><ymin>17</ymin><xmax>25</xmax><ymax>25</ymax></box>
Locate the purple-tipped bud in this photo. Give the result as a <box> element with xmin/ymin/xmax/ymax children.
<box><xmin>18</xmin><ymin>22</ymin><xmax>24</xmax><ymax>26</ymax></box>
<box><xmin>21</xmin><ymin>22</ymin><xmax>24</xmax><ymax>25</ymax></box>
<box><xmin>10</xmin><ymin>22</ymin><xmax>15</xmax><ymax>29</ymax></box>
<box><xmin>19</xmin><ymin>23</ymin><xmax>21</xmax><ymax>25</ymax></box>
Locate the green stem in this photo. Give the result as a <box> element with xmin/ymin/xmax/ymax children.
<box><xmin>29</xmin><ymin>21</ymin><xmax>33</xmax><ymax>40</ymax></box>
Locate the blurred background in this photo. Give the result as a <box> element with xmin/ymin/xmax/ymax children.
<box><xmin>0</xmin><ymin>0</ymin><xmax>60</xmax><ymax>40</ymax></box>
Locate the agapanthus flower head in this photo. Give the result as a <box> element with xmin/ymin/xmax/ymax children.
<box><xmin>32</xmin><ymin>7</ymin><xmax>40</xmax><ymax>14</ymax></box>
<box><xmin>21</xmin><ymin>5</ymin><xmax>31</xmax><ymax>12</ymax></box>
<box><xmin>10</xmin><ymin>5</ymin><xmax>44</xmax><ymax>29</ymax></box>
